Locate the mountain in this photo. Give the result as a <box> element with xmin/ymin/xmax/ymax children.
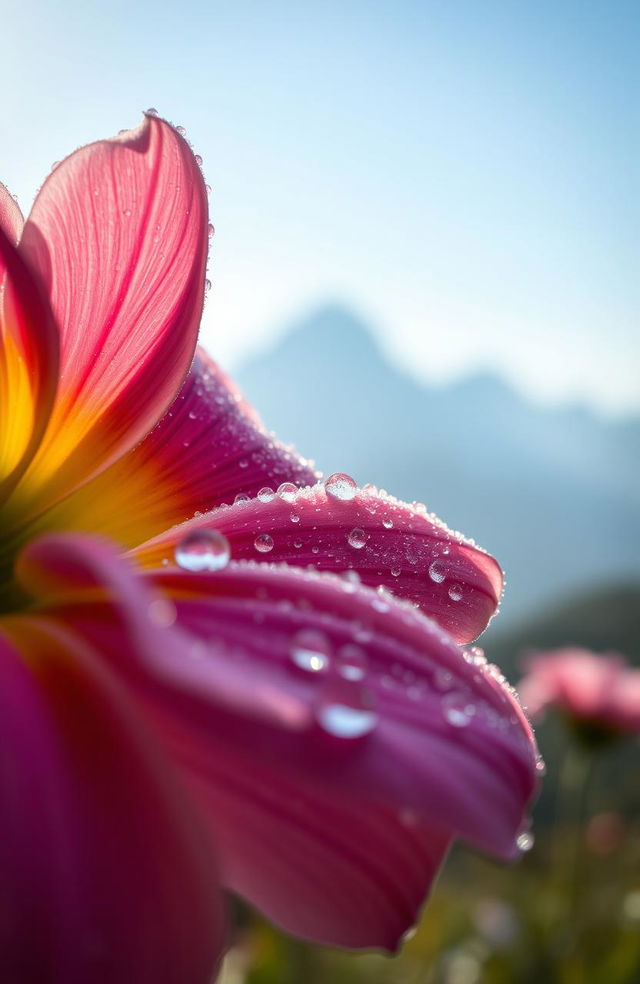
<box><xmin>234</xmin><ymin>304</ymin><xmax>640</xmax><ymax>625</ymax></box>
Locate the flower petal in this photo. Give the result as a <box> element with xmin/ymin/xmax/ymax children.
<box><xmin>0</xmin><ymin>618</ymin><xmax>224</xmax><ymax>983</ymax></box>
<box><xmin>41</xmin><ymin>348</ymin><xmax>318</xmax><ymax>547</ymax></box>
<box><xmin>15</xmin><ymin>115</ymin><xmax>208</xmax><ymax>512</ymax></box>
<box><xmin>0</xmin><ymin>225</ymin><xmax>59</xmax><ymax>501</ymax></box>
<box><xmin>133</xmin><ymin>482</ymin><xmax>503</xmax><ymax>642</ymax></box>
<box><xmin>17</xmin><ymin>534</ymin><xmax>537</xmax><ymax>950</ymax></box>
<box><xmin>0</xmin><ymin>182</ymin><xmax>23</xmax><ymax>245</ymax></box>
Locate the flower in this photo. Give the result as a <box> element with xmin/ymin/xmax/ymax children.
<box><xmin>0</xmin><ymin>115</ymin><xmax>539</xmax><ymax>982</ymax></box>
<box><xmin>519</xmin><ymin>646</ymin><xmax>640</xmax><ymax>741</ymax></box>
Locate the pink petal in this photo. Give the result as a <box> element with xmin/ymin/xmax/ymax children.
<box><xmin>0</xmin><ymin>620</ymin><xmax>224</xmax><ymax>983</ymax></box>
<box><xmin>18</xmin><ymin>534</ymin><xmax>537</xmax><ymax>950</ymax></box>
<box><xmin>16</xmin><ymin>115</ymin><xmax>208</xmax><ymax>510</ymax></box>
<box><xmin>0</xmin><ymin>226</ymin><xmax>59</xmax><ymax>498</ymax></box>
<box><xmin>0</xmin><ymin>182</ymin><xmax>23</xmax><ymax>246</ymax></box>
<box><xmin>43</xmin><ymin>348</ymin><xmax>318</xmax><ymax>547</ymax></box>
<box><xmin>133</xmin><ymin>481</ymin><xmax>503</xmax><ymax>643</ymax></box>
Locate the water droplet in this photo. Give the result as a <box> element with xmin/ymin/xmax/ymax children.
<box><xmin>176</xmin><ymin>125</ymin><xmax>186</xmax><ymax>136</ymax></box>
<box><xmin>277</xmin><ymin>482</ymin><xmax>298</xmax><ymax>502</ymax></box>
<box><xmin>194</xmin><ymin>153</ymin><xmax>203</xmax><ymax>166</ymax></box>
<box><xmin>146</xmin><ymin>107</ymin><xmax>159</xmax><ymax>116</ymax></box>
<box><xmin>325</xmin><ymin>473</ymin><xmax>358</xmax><ymax>501</ymax></box>
<box><xmin>234</xmin><ymin>492</ymin><xmax>250</xmax><ymax>505</ymax></box>
<box><xmin>535</xmin><ymin>756</ymin><xmax>547</xmax><ymax>776</ymax></box>
<box><xmin>204</xmin><ymin>278</ymin><xmax>212</xmax><ymax>293</ymax></box>
<box><xmin>254</xmin><ymin>533</ymin><xmax>274</xmax><ymax>553</ymax></box>
<box><xmin>516</xmin><ymin>829</ymin><xmax>535</xmax><ymax>852</ymax></box>
<box><xmin>258</xmin><ymin>487</ymin><xmax>275</xmax><ymax>503</ymax></box>
<box><xmin>238</xmin><ymin>458</ymin><xmax>248</xmax><ymax>469</ymax></box>
<box><xmin>340</xmin><ymin>570</ymin><xmax>361</xmax><ymax>591</ymax></box>
<box><xmin>315</xmin><ymin>681</ymin><xmax>377</xmax><ymax>739</ymax></box>
<box><xmin>348</xmin><ymin>528</ymin><xmax>369</xmax><ymax>549</ymax></box>
<box><xmin>123</xmin><ymin>208</ymin><xmax>132</xmax><ymax>217</ymax></box>
<box><xmin>391</xmin><ymin>566</ymin><xmax>401</xmax><ymax>577</ymax></box>
<box><xmin>290</xmin><ymin>513</ymin><xmax>300</xmax><ymax>523</ymax></box>
<box><xmin>175</xmin><ymin>529</ymin><xmax>230</xmax><ymax>572</ymax></box>
<box><xmin>382</xmin><ymin>517</ymin><xmax>394</xmax><ymax>529</ymax></box>
<box><xmin>293</xmin><ymin>539</ymin><xmax>302</xmax><ymax>548</ymax></box>
<box><xmin>442</xmin><ymin>691</ymin><xmax>476</xmax><ymax>727</ymax></box>
<box><xmin>336</xmin><ymin>644</ymin><xmax>368</xmax><ymax>681</ymax></box>
<box><xmin>428</xmin><ymin>560</ymin><xmax>446</xmax><ymax>583</ymax></box>
<box><xmin>448</xmin><ymin>583</ymin><xmax>463</xmax><ymax>601</ymax></box>
<box><xmin>289</xmin><ymin>630</ymin><xmax>331</xmax><ymax>673</ymax></box>
<box><xmin>207</xmin><ymin>222</ymin><xmax>215</xmax><ymax>238</ymax></box>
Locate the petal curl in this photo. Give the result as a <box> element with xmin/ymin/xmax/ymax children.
<box><xmin>15</xmin><ymin>115</ymin><xmax>208</xmax><ymax>512</ymax></box>
<box><xmin>0</xmin><ymin>619</ymin><xmax>224</xmax><ymax>983</ymax></box>
<box><xmin>133</xmin><ymin>482</ymin><xmax>503</xmax><ymax>643</ymax></box>
<box><xmin>42</xmin><ymin>349</ymin><xmax>318</xmax><ymax>547</ymax></box>
<box><xmin>17</xmin><ymin>534</ymin><xmax>537</xmax><ymax>951</ymax></box>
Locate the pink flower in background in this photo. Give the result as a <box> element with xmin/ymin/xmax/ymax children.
<box><xmin>0</xmin><ymin>114</ymin><xmax>539</xmax><ymax>982</ymax></box>
<box><xmin>519</xmin><ymin>647</ymin><xmax>640</xmax><ymax>738</ymax></box>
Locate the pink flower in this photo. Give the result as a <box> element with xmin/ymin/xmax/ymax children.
<box><xmin>0</xmin><ymin>114</ymin><xmax>539</xmax><ymax>982</ymax></box>
<box><xmin>519</xmin><ymin>647</ymin><xmax>640</xmax><ymax>739</ymax></box>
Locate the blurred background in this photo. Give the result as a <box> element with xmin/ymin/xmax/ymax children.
<box><xmin>2</xmin><ymin>1</ymin><xmax>639</xmax><ymax>980</ymax></box>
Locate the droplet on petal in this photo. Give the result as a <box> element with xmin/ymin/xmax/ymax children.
<box><xmin>336</xmin><ymin>644</ymin><xmax>368</xmax><ymax>681</ymax></box>
<box><xmin>315</xmin><ymin>679</ymin><xmax>378</xmax><ymax>739</ymax></box>
<box><xmin>145</xmin><ymin>107</ymin><xmax>159</xmax><ymax>116</ymax></box>
<box><xmin>325</xmin><ymin>473</ymin><xmax>358</xmax><ymax>501</ymax></box>
<box><xmin>441</xmin><ymin>691</ymin><xmax>476</xmax><ymax>727</ymax></box>
<box><xmin>175</xmin><ymin>529</ymin><xmax>230</xmax><ymax>572</ymax></box>
<box><xmin>516</xmin><ymin>828</ymin><xmax>535</xmax><ymax>852</ymax></box>
<box><xmin>208</xmin><ymin>222</ymin><xmax>215</xmax><ymax>238</ymax></box>
<box><xmin>348</xmin><ymin>528</ymin><xmax>369</xmax><ymax>549</ymax></box>
<box><xmin>205</xmin><ymin>278</ymin><xmax>212</xmax><ymax>293</ymax></box>
<box><xmin>258</xmin><ymin>487</ymin><xmax>275</xmax><ymax>503</ymax></box>
<box><xmin>289</xmin><ymin>630</ymin><xmax>331</xmax><ymax>673</ymax></box>
<box><xmin>254</xmin><ymin>533</ymin><xmax>274</xmax><ymax>553</ymax></box>
<box><xmin>429</xmin><ymin>560</ymin><xmax>446</xmax><ymax>583</ymax></box>
<box><xmin>277</xmin><ymin>482</ymin><xmax>298</xmax><ymax>502</ymax></box>
<box><xmin>194</xmin><ymin>153</ymin><xmax>203</xmax><ymax>166</ymax></box>
<box><xmin>448</xmin><ymin>583</ymin><xmax>463</xmax><ymax>601</ymax></box>
<box><xmin>234</xmin><ymin>492</ymin><xmax>250</xmax><ymax>505</ymax></box>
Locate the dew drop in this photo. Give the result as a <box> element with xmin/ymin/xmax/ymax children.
<box><xmin>535</xmin><ymin>756</ymin><xmax>547</xmax><ymax>776</ymax></box>
<box><xmin>207</xmin><ymin>222</ymin><xmax>215</xmax><ymax>238</ymax></box>
<box><xmin>340</xmin><ymin>570</ymin><xmax>361</xmax><ymax>591</ymax></box>
<box><xmin>194</xmin><ymin>154</ymin><xmax>203</xmax><ymax>166</ymax></box>
<box><xmin>448</xmin><ymin>583</ymin><xmax>463</xmax><ymax>601</ymax></box>
<box><xmin>205</xmin><ymin>278</ymin><xmax>212</xmax><ymax>293</ymax></box>
<box><xmin>234</xmin><ymin>492</ymin><xmax>250</xmax><ymax>505</ymax></box>
<box><xmin>442</xmin><ymin>691</ymin><xmax>476</xmax><ymax>727</ymax></box>
<box><xmin>123</xmin><ymin>208</ymin><xmax>132</xmax><ymax>217</ymax></box>
<box><xmin>277</xmin><ymin>482</ymin><xmax>298</xmax><ymax>502</ymax></box>
<box><xmin>382</xmin><ymin>517</ymin><xmax>394</xmax><ymax>529</ymax></box>
<box><xmin>516</xmin><ymin>829</ymin><xmax>535</xmax><ymax>852</ymax></box>
<box><xmin>428</xmin><ymin>560</ymin><xmax>446</xmax><ymax>583</ymax></box>
<box><xmin>315</xmin><ymin>681</ymin><xmax>377</xmax><ymax>739</ymax></box>
<box><xmin>336</xmin><ymin>644</ymin><xmax>368</xmax><ymax>681</ymax></box>
<box><xmin>254</xmin><ymin>533</ymin><xmax>274</xmax><ymax>553</ymax></box>
<box><xmin>146</xmin><ymin>107</ymin><xmax>159</xmax><ymax>116</ymax></box>
<box><xmin>348</xmin><ymin>528</ymin><xmax>369</xmax><ymax>549</ymax></box>
<box><xmin>258</xmin><ymin>487</ymin><xmax>275</xmax><ymax>503</ymax></box>
<box><xmin>391</xmin><ymin>566</ymin><xmax>401</xmax><ymax>577</ymax></box>
<box><xmin>325</xmin><ymin>473</ymin><xmax>358</xmax><ymax>501</ymax></box>
<box><xmin>175</xmin><ymin>529</ymin><xmax>230</xmax><ymax>572</ymax></box>
<box><xmin>290</xmin><ymin>513</ymin><xmax>300</xmax><ymax>523</ymax></box>
<box><xmin>289</xmin><ymin>630</ymin><xmax>331</xmax><ymax>673</ymax></box>
<box><xmin>176</xmin><ymin>125</ymin><xmax>186</xmax><ymax>136</ymax></box>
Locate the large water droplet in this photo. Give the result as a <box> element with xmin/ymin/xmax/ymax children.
<box><xmin>325</xmin><ymin>473</ymin><xmax>358</xmax><ymax>501</ymax></box>
<box><xmin>315</xmin><ymin>681</ymin><xmax>377</xmax><ymax>739</ymax></box>
<box><xmin>258</xmin><ymin>487</ymin><xmax>275</xmax><ymax>503</ymax></box>
<box><xmin>175</xmin><ymin>529</ymin><xmax>230</xmax><ymax>572</ymax></box>
<box><xmin>442</xmin><ymin>691</ymin><xmax>476</xmax><ymax>727</ymax></box>
<box><xmin>290</xmin><ymin>630</ymin><xmax>331</xmax><ymax>673</ymax></box>
<box><xmin>277</xmin><ymin>482</ymin><xmax>298</xmax><ymax>502</ymax></box>
<box><xmin>234</xmin><ymin>492</ymin><xmax>250</xmax><ymax>505</ymax></box>
<box><xmin>429</xmin><ymin>560</ymin><xmax>446</xmax><ymax>583</ymax></box>
<box><xmin>448</xmin><ymin>583</ymin><xmax>463</xmax><ymax>601</ymax></box>
<box><xmin>348</xmin><ymin>528</ymin><xmax>369</xmax><ymax>549</ymax></box>
<box><xmin>254</xmin><ymin>533</ymin><xmax>274</xmax><ymax>553</ymax></box>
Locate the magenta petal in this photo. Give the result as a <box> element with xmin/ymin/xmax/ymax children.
<box><xmin>18</xmin><ymin>534</ymin><xmax>537</xmax><ymax>953</ymax></box>
<box><xmin>51</xmin><ymin>348</ymin><xmax>318</xmax><ymax>547</ymax></box>
<box><xmin>0</xmin><ymin>622</ymin><xmax>224</xmax><ymax>983</ymax></box>
<box><xmin>17</xmin><ymin>115</ymin><xmax>208</xmax><ymax>505</ymax></box>
<box><xmin>134</xmin><ymin>481</ymin><xmax>503</xmax><ymax>642</ymax></box>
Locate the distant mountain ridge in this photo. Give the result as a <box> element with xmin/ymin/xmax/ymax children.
<box><xmin>235</xmin><ymin>304</ymin><xmax>640</xmax><ymax>624</ymax></box>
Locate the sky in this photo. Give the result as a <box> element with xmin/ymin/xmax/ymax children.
<box><xmin>1</xmin><ymin>0</ymin><xmax>638</xmax><ymax>414</ymax></box>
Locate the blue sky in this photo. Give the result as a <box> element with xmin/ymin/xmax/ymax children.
<box><xmin>2</xmin><ymin>0</ymin><xmax>638</xmax><ymax>413</ymax></box>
